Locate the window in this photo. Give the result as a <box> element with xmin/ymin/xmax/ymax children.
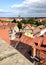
<box><xmin>28</xmin><ymin>50</ymin><xmax>32</xmax><ymax>55</ymax></box>
<box><xmin>41</xmin><ymin>44</ymin><xmax>46</xmax><ymax>48</ymax></box>
<box><xmin>35</xmin><ymin>43</ymin><xmax>38</xmax><ymax>46</ymax></box>
<box><xmin>28</xmin><ymin>47</ymin><xmax>33</xmax><ymax>56</ymax></box>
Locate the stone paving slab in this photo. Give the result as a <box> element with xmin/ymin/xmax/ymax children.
<box><xmin>0</xmin><ymin>39</ymin><xmax>33</xmax><ymax>65</ymax></box>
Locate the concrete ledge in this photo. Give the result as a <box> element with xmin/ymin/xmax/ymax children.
<box><xmin>0</xmin><ymin>39</ymin><xmax>33</xmax><ymax>65</ymax></box>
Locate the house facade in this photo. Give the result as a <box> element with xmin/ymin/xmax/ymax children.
<box><xmin>22</xmin><ymin>24</ymin><xmax>33</xmax><ymax>38</ymax></box>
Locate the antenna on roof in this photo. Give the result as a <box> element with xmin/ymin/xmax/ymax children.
<box><xmin>18</xmin><ymin>15</ymin><xmax>21</xmax><ymax>18</ymax></box>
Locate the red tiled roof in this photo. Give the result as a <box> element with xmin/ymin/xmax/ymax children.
<box><xmin>22</xmin><ymin>24</ymin><xmax>32</xmax><ymax>30</ymax></box>
<box><xmin>32</xmin><ymin>28</ymin><xmax>41</xmax><ymax>35</ymax></box>
<box><xmin>20</xmin><ymin>35</ymin><xmax>32</xmax><ymax>46</ymax></box>
<box><xmin>0</xmin><ymin>22</ymin><xmax>18</xmax><ymax>44</ymax></box>
<box><xmin>20</xmin><ymin>35</ymin><xmax>46</xmax><ymax>51</ymax></box>
<box><xmin>0</xmin><ymin>22</ymin><xmax>46</xmax><ymax>51</ymax></box>
<box><xmin>0</xmin><ymin>26</ymin><xmax>10</xmax><ymax>44</ymax></box>
<box><xmin>43</xmin><ymin>35</ymin><xmax>46</xmax><ymax>45</ymax></box>
<box><xmin>38</xmin><ymin>25</ymin><xmax>45</xmax><ymax>29</ymax></box>
<box><xmin>36</xmin><ymin>46</ymin><xmax>46</xmax><ymax>51</ymax></box>
<box><xmin>33</xmin><ymin>36</ymin><xmax>43</xmax><ymax>46</ymax></box>
<box><xmin>0</xmin><ymin>22</ymin><xmax>3</xmax><ymax>26</ymax></box>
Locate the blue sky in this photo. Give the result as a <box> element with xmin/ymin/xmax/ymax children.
<box><xmin>0</xmin><ymin>0</ymin><xmax>23</xmax><ymax>9</ymax></box>
<box><xmin>0</xmin><ymin>0</ymin><xmax>46</xmax><ymax>17</ymax></box>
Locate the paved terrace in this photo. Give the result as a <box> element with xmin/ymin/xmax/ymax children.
<box><xmin>0</xmin><ymin>39</ymin><xmax>33</xmax><ymax>65</ymax></box>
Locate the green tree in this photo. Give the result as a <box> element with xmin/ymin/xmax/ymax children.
<box><xmin>35</xmin><ymin>21</ymin><xmax>42</xmax><ymax>26</ymax></box>
<box><xmin>12</xmin><ymin>19</ymin><xmax>16</xmax><ymax>23</ymax></box>
<box><xmin>18</xmin><ymin>22</ymin><xmax>22</xmax><ymax>31</ymax></box>
<box><xmin>42</xmin><ymin>21</ymin><xmax>46</xmax><ymax>26</ymax></box>
<box><xmin>28</xmin><ymin>18</ymin><xmax>35</xmax><ymax>24</ymax></box>
<box><xmin>21</xmin><ymin>19</ymin><xmax>28</xmax><ymax>24</ymax></box>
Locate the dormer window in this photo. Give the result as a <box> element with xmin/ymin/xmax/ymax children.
<box><xmin>41</xmin><ymin>44</ymin><xmax>46</xmax><ymax>48</ymax></box>
<box><xmin>35</xmin><ymin>43</ymin><xmax>38</xmax><ymax>46</ymax></box>
<box><xmin>40</xmin><ymin>35</ymin><xmax>43</xmax><ymax>37</ymax></box>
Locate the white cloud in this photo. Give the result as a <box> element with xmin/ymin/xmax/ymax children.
<box><xmin>0</xmin><ymin>9</ymin><xmax>10</xmax><ymax>13</ymax></box>
<box><xmin>10</xmin><ymin>0</ymin><xmax>46</xmax><ymax>17</ymax></box>
<box><xmin>0</xmin><ymin>9</ymin><xmax>4</xmax><ymax>12</ymax></box>
<box><xmin>0</xmin><ymin>0</ymin><xmax>46</xmax><ymax>17</ymax></box>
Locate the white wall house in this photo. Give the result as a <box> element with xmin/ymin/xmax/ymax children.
<box><xmin>39</xmin><ymin>28</ymin><xmax>46</xmax><ymax>36</ymax></box>
<box><xmin>9</xmin><ymin>29</ymin><xmax>16</xmax><ymax>40</ymax></box>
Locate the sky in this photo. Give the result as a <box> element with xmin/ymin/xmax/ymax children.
<box><xmin>0</xmin><ymin>0</ymin><xmax>46</xmax><ymax>17</ymax></box>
